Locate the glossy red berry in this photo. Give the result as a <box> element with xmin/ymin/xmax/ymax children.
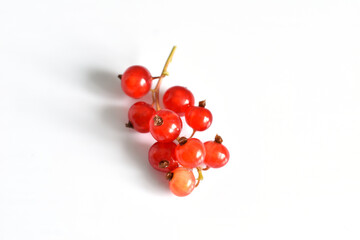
<box><xmin>148</xmin><ymin>142</ymin><xmax>179</xmax><ymax>172</ymax></box>
<box><xmin>185</xmin><ymin>101</ymin><xmax>213</xmax><ymax>131</ymax></box>
<box><xmin>127</xmin><ymin>102</ymin><xmax>155</xmax><ymax>133</ymax></box>
<box><xmin>121</xmin><ymin>65</ymin><xmax>152</xmax><ymax>98</ymax></box>
<box><xmin>163</xmin><ymin>86</ymin><xmax>194</xmax><ymax>116</ymax></box>
<box><xmin>149</xmin><ymin>109</ymin><xmax>182</xmax><ymax>143</ymax></box>
<box><xmin>204</xmin><ymin>135</ymin><xmax>230</xmax><ymax>168</ymax></box>
<box><xmin>175</xmin><ymin>137</ymin><xmax>205</xmax><ymax>169</ymax></box>
<box><xmin>168</xmin><ymin>167</ymin><xmax>195</xmax><ymax>197</ymax></box>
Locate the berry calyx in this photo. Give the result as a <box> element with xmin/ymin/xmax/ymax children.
<box><xmin>175</xmin><ymin>138</ymin><xmax>205</xmax><ymax>168</ymax></box>
<box><xmin>168</xmin><ymin>167</ymin><xmax>196</xmax><ymax>197</ymax></box>
<box><xmin>163</xmin><ymin>86</ymin><xmax>195</xmax><ymax>116</ymax></box>
<box><xmin>185</xmin><ymin>100</ymin><xmax>213</xmax><ymax>131</ymax></box>
<box><xmin>214</xmin><ymin>134</ymin><xmax>223</xmax><ymax>144</ymax></box>
<box><xmin>198</xmin><ymin>100</ymin><xmax>206</xmax><ymax>107</ymax></box>
<box><xmin>148</xmin><ymin>142</ymin><xmax>179</xmax><ymax>172</ymax></box>
<box><xmin>149</xmin><ymin>109</ymin><xmax>182</xmax><ymax>142</ymax></box>
<box><xmin>177</xmin><ymin>136</ymin><xmax>188</xmax><ymax>145</ymax></box>
<box><xmin>204</xmin><ymin>134</ymin><xmax>230</xmax><ymax>168</ymax></box>
<box><xmin>153</xmin><ymin>115</ymin><xmax>163</xmax><ymax>126</ymax></box>
<box><xmin>127</xmin><ymin>101</ymin><xmax>156</xmax><ymax>133</ymax></box>
<box><xmin>121</xmin><ymin>65</ymin><xmax>153</xmax><ymax>98</ymax></box>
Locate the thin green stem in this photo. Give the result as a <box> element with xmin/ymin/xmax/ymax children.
<box><xmin>195</xmin><ymin>167</ymin><xmax>204</xmax><ymax>187</ymax></box>
<box><xmin>152</xmin><ymin>46</ymin><xmax>177</xmax><ymax>111</ymax></box>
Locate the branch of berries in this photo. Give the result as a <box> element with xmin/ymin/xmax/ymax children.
<box><xmin>118</xmin><ymin>46</ymin><xmax>230</xmax><ymax>197</ymax></box>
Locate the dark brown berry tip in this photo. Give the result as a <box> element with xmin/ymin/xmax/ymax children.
<box><xmin>198</xmin><ymin>100</ymin><xmax>206</xmax><ymax>108</ymax></box>
<box><xmin>214</xmin><ymin>134</ymin><xmax>223</xmax><ymax>144</ymax></box>
<box><xmin>178</xmin><ymin>137</ymin><xmax>188</xmax><ymax>146</ymax></box>
<box><xmin>118</xmin><ymin>74</ymin><xmax>122</xmax><ymax>80</ymax></box>
<box><xmin>125</xmin><ymin>121</ymin><xmax>134</xmax><ymax>129</ymax></box>
<box><xmin>153</xmin><ymin>115</ymin><xmax>163</xmax><ymax>126</ymax></box>
<box><xmin>166</xmin><ymin>172</ymin><xmax>174</xmax><ymax>181</ymax></box>
<box><xmin>159</xmin><ymin>160</ymin><xmax>169</xmax><ymax>169</ymax></box>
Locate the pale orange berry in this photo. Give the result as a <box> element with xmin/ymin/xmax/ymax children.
<box><xmin>168</xmin><ymin>167</ymin><xmax>195</xmax><ymax>197</ymax></box>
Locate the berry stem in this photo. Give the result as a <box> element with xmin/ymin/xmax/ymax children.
<box><xmin>189</xmin><ymin>129</ymin><xmax>196</xmax><ymax>138</ymax></box>
<box><xmin>195</xmin><ymin>167</ymin><xmax>204</xmax><ymax>187</ymax></box>
<box><xmin>151</xmin><ymin>89</ymin><xmax>156</xmax><ymax>108</ymax></box>
<box><xmin>152</xmin><ymin>46</ymin><xmax>177</xmax><ymax>111</ymax></box>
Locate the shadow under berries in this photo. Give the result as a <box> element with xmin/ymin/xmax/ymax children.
<box><xmin>100</xmin><ymin>104</ymin><xmax>169</xmax><ymax>194</ymax></box>
<box><xmin>86</xmin><ymin>68</ymin><xmax>126</xmax><ymax>99</ymax></box>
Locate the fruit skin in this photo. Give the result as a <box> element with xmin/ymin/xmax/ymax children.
<box><xmin>175</xmin><ymin>138</ymin><xmax>205</xmax><ymax>169</ymax></box>
<box><xmin>163</xmin><ymin>86</ymin><xmax>195</xmax><ymax>116</ymax></box>
<box><xmin>148</xmin><ymin>142</ymin><xmax>179</xmax><ymax>172</ymax></box>
<box><xmin>149</xmin><ymin>109</ymin><xmax>182</xmax><ymax>143</ymax></box>
<box><xmin>169</xmin><ymin>167</ymin><xmax>195</xmax><ymax>197</ymax></box>
<box><xmin>128</xmin><ymin>102</ymin><xmax>156</xmax><ymax>133</ymax></box>
<box><xmin>185</xmin><ymin>106</ymin><xmax>213</xmax><ymax>131</ymax></box>
<box><xmin>121</xmin><ymin>65</ymin><xmax>152</xmax><ymax>98</ymax></box>
<box><xmin>204</xmin><ymin>141</ymin><xmax>230</xmax><ymax>168</ymax></box>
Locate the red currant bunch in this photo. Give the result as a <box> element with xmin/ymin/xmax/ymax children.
<box><xmin>119</xmin><ymin>46</ymin><xmax>230</xmax><ymax>197</ymax></box>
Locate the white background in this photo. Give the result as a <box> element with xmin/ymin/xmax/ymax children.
<box><xmin>0</xmin><ymin>0</ymin><xmax>360</xmax><ymax>239</ymax></box>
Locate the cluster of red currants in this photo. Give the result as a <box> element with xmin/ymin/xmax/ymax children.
<box><xmin>119</xmin><ymin>47</ymin><xmax>230</xmax><ymax>197</ymax></box>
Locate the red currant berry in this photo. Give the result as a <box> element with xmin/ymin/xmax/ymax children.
<box><xmin>167</xmin><ymin>167</ymin><xmax>195</xmax><ymax>197</ymax></box>
<box><xmin>185</xmin><ymin>100</ymin><xmax>213</xmax><ymax>131</ymax></box>
<box><xmin>121</xmin><ymin>65</ymin><xmax>152</xmax><ymax>98</ymax></box>
<box><xmin>204</xmin><ymin>135</ymin><xmax>230</xmax><ymax>168</ymax></box>
<box><xmin>163</xmin><ymin>86</ymin><xmax>195</xmax><ymax>116</ymax></box>
<box><xmin>148</xmin><ymin>142</ymin><xmax>179</xmax><ymax>172</ymax></box>
<box><xmin>175</xmin><ymin>137</ymin><xmax>205</xmax><ymax>169</ymax></box>
<box><xmin>127</xmin><ymin>101</ymin><xmax>155</xmax><ymax>133</ymax></box>
<box><xmin>149</xmin><ymin>109</ymin><xmax>182</xmax><ymax>143</ymax></box>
